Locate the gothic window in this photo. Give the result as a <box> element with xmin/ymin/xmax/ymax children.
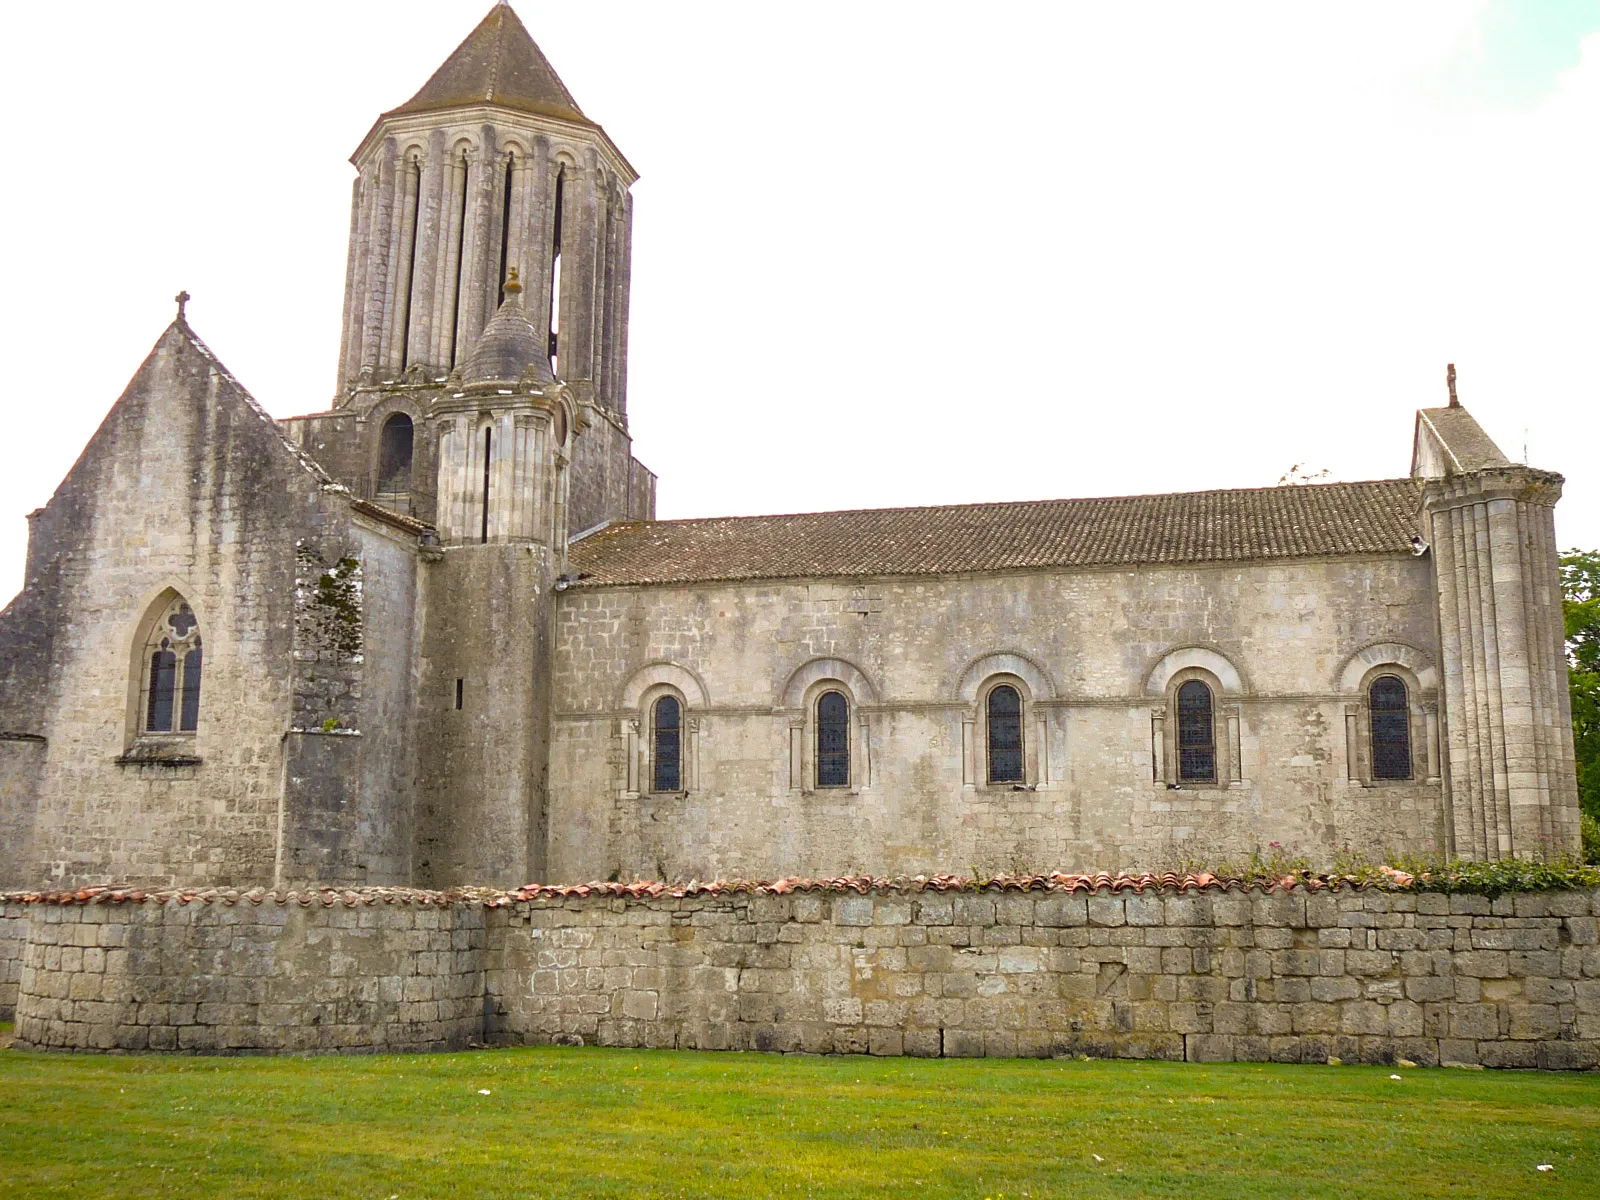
<box><xmin>987</xmin><ymin>685</ymin><xmax>1023</xmax><ymax>784</ymax></box>
<box><xmin>1369</xmin><ymin>675</ymin><xmax>1412</xmax><ymax>780</ymax></box>
<box><xmin>1177</xmin><ymin>680</ymin><xmax>1215</xmax><ymax>783</ymax></box>
<box><xmin>816</xmin><ymin>690</ymin><xmax>850</xmax><ymax>788</ymax></box>
<box><xmin>142</xmin><ymin>595</ymin><xmax>202</xmax><ymax>735</ymax></box>
<box><xmin>378</xmin><ymin>413</ymin><xmax>413</xmax><ymax>493</ymax></box>
<box><xmin>652</xmin><ymin>694</ymin><xmax>682</xmax><ymax>793</ymax></box>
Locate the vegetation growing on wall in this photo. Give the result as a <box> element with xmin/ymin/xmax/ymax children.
<box><xmin>1562</xmin><ymin>549</ymin><xmax>1600</xmax><ymax>862</ymax></box>
<box><xmin>293</xmin><ymin>545</ymin><xmax>364</xmax><ymax>661</ymax></box>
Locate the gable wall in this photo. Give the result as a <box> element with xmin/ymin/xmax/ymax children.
<box><xmin>547</xmin><ymin>555</ymin><xmax>1445</xmax><ymax>882</ymax></box>
<box><xmin>1</xmin><ymin>329</ymin><xmax>355</xmax><ymax>888</ymax></box>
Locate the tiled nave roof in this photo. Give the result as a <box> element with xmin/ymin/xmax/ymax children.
<box><xmin>567</xmin><ymin>479</ymin><xmax>1422</xmax><ymax>588</ymax></box>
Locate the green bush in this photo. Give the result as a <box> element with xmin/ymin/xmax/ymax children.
<box><xmin>1583</xmin><ymin>811</ymin><xmax>1600</xmax><ymax>865</ymax></box>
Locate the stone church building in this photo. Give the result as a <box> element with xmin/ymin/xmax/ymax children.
<box><xmin>0</xmin><ymin>5</ymin><xmax>1580</xmax><ymax>892</ymax></box>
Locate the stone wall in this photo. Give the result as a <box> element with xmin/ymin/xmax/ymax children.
<box><xmin>548</xmin><ymin>556</ymin><xmax>1447</xmax><ymax>883</ymax></box>
<box><xmin>0</xmin><ymin>901</ymin><xmax>26</xmax><ymax>1019</ymax></box>
<box><xmin>9</xmin><ymin>882</ymin><xmax>1599</xmax><ymax>1068</ymax></box>
<box><xmin>12</xmin><ymin>896</ymin><xmax>483</xmax><ymax>1053</ymax></box>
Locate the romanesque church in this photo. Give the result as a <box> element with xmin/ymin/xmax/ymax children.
<box><xmin>0</xmin><ymin>4</ymin><xmax>1580</xmax><ymax>892</ymax></box>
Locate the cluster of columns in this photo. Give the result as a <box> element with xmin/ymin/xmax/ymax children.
<box><xmin>435</xmin><ymin>407</ymin><xmax>568</xmax><ymax>548</ymax></box>
<box><xmin>337</xmin><ymin>122</ymin><xmax>633</xmax><ymax>416</ymax></box>
<box><xmin>1423</xmin><ymin>467</ymin><xmax>1581</xmax><ymax>859</ymax></box>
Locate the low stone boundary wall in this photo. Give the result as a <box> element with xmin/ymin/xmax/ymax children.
<box><xmin>7</xmin><ymin>879</ymin><xmax>1599</xmax><ymax>1067</ymax></box>
<box><xmin>12</xmin><ymin>895</ymin><xmax>483</xmax><ymax>1052</ymax></box>
<box><xmin>1</xmin><ymin>901</ymin><xmax>26</xmax><ymax>1019</ymax></box>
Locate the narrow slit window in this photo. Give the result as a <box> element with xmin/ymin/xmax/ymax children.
<box><xmin>497</xmin><ymin>154</ymin><xmax>515</xmax><ymax>305</ymax></box>
<box><xmin>987</xmin><ymin>685</ymin><xmax>1023</xmax><ymax>784</ymax></box>
<box><xmin>548</xmin><ymin>166</ymin><xmax>564</xmax><ymax>371</ymax></box>
<box><xmin>448</xmin><ymin>152</ymin><xmax>471</xmax><ymax>368</ymax></box>
<box><xmin>480</xmin><ymin>425</ymin><xmax>492</xmax><ymax>543</ymax></box>
<box><xmin>1370</xmin><ymin>675</ymin><xmax>1412</xmax><ymax>780</ymax></box>
<box><xmin>1177</xmin><ymin>680</ymin><xmax>1216</xmax><ymax>783</ymax></box>
<box><xmin>816</xmin><ymin>690</ymin><xmax>850</xmax><ymax>788</ymax></box>
<box><xmin>399</xmin><ymin>157</ymin><xmax>422</xmax><ymax>366</ymax></box>
<box><xmin>653</xmin><ymin>695</ymin><xmax>682</xmax><ymax>793</ymax></box>
<box><xmin>455</xmin><ymin>678</ymin><xmax>464</xmax><ymax>710</ymax></box>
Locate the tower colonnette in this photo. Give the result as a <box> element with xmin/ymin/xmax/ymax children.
<box><xmin>1413</xmin><ymin>402</ymin><xmax>1580</xmax><ymax>859</ymax></box>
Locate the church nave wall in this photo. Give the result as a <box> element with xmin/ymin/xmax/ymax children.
<box><xmin>546</xmin><ymin>555</ymin><xmax>1447</xmax><ymax>882</ymax></box>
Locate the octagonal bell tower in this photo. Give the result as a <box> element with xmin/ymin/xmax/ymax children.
<box><xmin>336</xmin><ymin>2</ymin><xmax>653</xmax><ymax>539</ymax></box>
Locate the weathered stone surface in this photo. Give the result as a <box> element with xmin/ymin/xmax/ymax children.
<box><xmin>9</xmin><ymin>885</ymin><xmax>1599</xmax><ymax>1067</ymax></box>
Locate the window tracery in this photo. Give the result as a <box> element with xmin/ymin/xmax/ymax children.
<box><xmin>142</xmin><ymin>595</ymin><xmax>202</xmax><ymax>735</ymax></box>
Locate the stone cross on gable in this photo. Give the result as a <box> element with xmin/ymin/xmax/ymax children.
<box><xmin>175</xmin><ymin>290</ymin><xmax>191</xmax><ymax>320</ymax></box>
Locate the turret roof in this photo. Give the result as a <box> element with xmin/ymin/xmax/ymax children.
<box><xmin>460</xmin><ymin>270</ymin><xmax>553</xmax><ymax>386</ymax></box>
<box><xmin>387</xmin><ymin>3</ymin><xmax>590</xmax><ymax>125</ymax></box>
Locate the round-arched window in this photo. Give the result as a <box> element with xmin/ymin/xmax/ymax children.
<box><xmin>987</xmin><ymin>684</ymin><xmax>1023</xmax><ymax>784</ymax></box>
<box><xmin>1176</xmin><ymin>680</ymin><xmax>1215</xmax><ymax>783</ymax></box>
<box><xmin>378</xmin><ymin>413</ymin><xmax>414</xmax><ymax>493</ymax></box>
<box><xmin>816</xmin><ymin>690</ymin><xmax>850</xmax><ymax>788</ymax></box>
<box><xmin>1370</xmin><ymin>675</ymin><xmax>1412</xmax><ymax>780</ymax></box>
<box><xmin>652</xmin><ymin>695</ymin><xmax>682</xmax><ymax>793</ymax></box>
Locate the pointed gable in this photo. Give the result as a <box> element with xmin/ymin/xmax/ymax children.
<box><xmin>387</xmin><ymin>3</ymin><xmax>589</xmax><ymax>125</ymax></box>
<box><xmin>1411</xmin><ymin>405</ymin><xmax>1512</xmax><ymax>479</ymax></box>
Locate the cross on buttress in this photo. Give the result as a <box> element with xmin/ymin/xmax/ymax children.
<box><xmin>175</xmin><ymin>290</ymin><xmax>190</xmax><ymax>320</ymax></box>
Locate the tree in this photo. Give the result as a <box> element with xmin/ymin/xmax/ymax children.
<box><xmin>1562</xmin><ymin>550</ymin><xmax>1600</xmax><ymax>860</ymax></box>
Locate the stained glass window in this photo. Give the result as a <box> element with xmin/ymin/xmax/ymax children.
<box><xmin>987</xmin><ymin>685</ymin><xmax>1023</xmax><ymax>784</ymax></box>
<box><xmin>653</xmin><ymin>695</ymin><xmax>682</xmax><ymax>793</ymax></box>
<box><xmin>143</xmin><ymin>595</ymin><xmax>202</xmax><ymax>734</ymax></box>
<box><xmin>1370</xmin><ymin>675</ymin><xmax>1412</xmax><ymax>780</ymax></box>
<box><xmin>816</xmin><ymin>691</ymin><xmax>850</xmax><ymax>788</ymax></box>
<box><xmin>1177</xmin><ymin>680</ymin><xmax>1215</xmax><ymax>783</ymax></box>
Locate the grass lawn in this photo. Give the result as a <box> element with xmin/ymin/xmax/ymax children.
<box><xmin>1</xmin><ymin>1031</ymin><xmax>1597</xmax><ymax>1199</ymax></box>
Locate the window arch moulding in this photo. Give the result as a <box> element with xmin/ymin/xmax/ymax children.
<box><xmin>1147</xmin><ymin>652</ymin><xmax>1245</xmax><ymax>788</ymax></box>
<box><xmin>780</xmin><ymin>660</ymin><xmax>877</xmax><ymax>793</ymax></box>
<box><xmin>956</xmin><ymin>661</ymin><xmax>1064</xmax><ymax>791</ymax></box>
<box><xmin>1144</xmin><ymin>645</ymin><xmax>1247</xmax><ymax>697</ymax></box>
<box><xmin>1339</xmin><ymin>655</ymin><xmax>1439</xmax><ymax>786</ymax></box>
<box><xmin>1334</xmin><ymin>640</ymin><xmax>1437</xmax><ymax>694</ymax></box>
<box><xmin>618</xmin><ymin>663</ymin><xmax>707</xmax><ymax>798</ymax></box>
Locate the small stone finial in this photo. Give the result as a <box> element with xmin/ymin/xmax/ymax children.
<box><xmin>502</xmin><ymin>266</ymin><xmax>522</xmax><ymax>297</ymax></box>
<box><xmin>1446</xmin><ymin>362</ymin><xmax>1459</xmax><ymax>407</ymax></box>
<box><xmin>175</xmin><ymin>290</ymin><xmax>191</xmax><ymax>321</ymax></box>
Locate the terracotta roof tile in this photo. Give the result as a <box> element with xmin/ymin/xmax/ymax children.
<box><xmin>568</xmin><ymin>479</ymin><xmax>1422</xmax><ymax>588</ymax></box>
<box><xmin>1</xmin><ymin>870</ymin><xmax>1413</xmax><ymax>908</ymax></box>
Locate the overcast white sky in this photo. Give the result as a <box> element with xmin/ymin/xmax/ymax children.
<box><xmin>1</xmin><ymin>1</ymin><xmax>1597</xmax><ymax>599</ymax></box>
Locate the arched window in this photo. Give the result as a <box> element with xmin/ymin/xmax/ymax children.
<box><xmin>1370</xmin><ymin>675</ymin><xmax>1412</xmax><ymax>780</ymax></box>
<box><xmin>816</xmin><ymin>690</ymin><xmax>850</xmax><ymax>788</ymax></box>
<box><xmin>1176</xmin><ymin>680</ymin><xmax>1215</xmax><ymax>783</ymax></box>
<box><xmin>378</xmin><ymin>414</ymin><xmax>413</xmax><ymax>493</ymax></box>
<box><xmin>987</xmin><ymin>684</ymin><xmax>1023</xmax><ymax>784</ymax></box>
<box><xmin>652</xmin><ymin>695</ymin><xmax>682</xmax><ymax>793</ymax></box>
<box><xmin>142</xmin><ymin>595</ymin><xmax>202</xmax><ymax>734</ymax></box>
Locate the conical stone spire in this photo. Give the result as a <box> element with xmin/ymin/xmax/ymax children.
<box><xmin>461</xmin><ymin>269</ymin><xmax>553</xmax><ymax>386</ymax></box>
<box><xmin>388</xmin><ymin>2</ymin><xmax>590</xmax><ymax>125</ymax></box>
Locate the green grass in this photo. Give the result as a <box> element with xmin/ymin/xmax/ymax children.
<box><xmin>1</xmin><ymin>1043</ymin><xmax>1597</xmax><ymax>1199</ymax></box>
